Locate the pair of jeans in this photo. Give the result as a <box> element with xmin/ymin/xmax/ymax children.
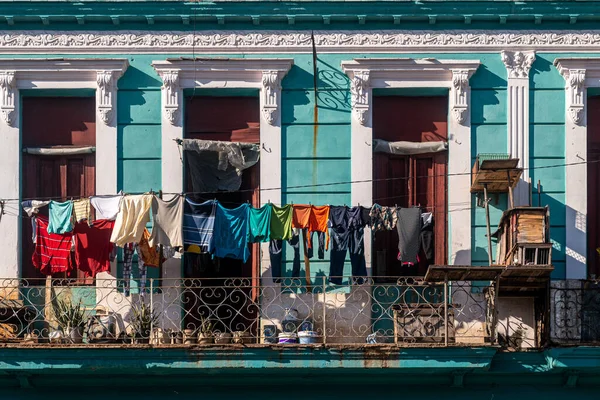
<box><xmin>329</xmin><ymin>206</ymin><xmax>367</xmax><ymax>285</ymax></box>
<box><xmin>269</xmin><ymin>231</ymin><xmax>301</xmax><ymax>283</ymax></box>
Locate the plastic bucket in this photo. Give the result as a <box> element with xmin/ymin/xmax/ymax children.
<box><xmin>298</xmin><ymin>331</ymin><xmax>318</xmax><ymax>344</ymax></box>
<box><xmin>278</xmin><ymin>333</ymin><xmax>297</xmax><ymax>344</ymax></box>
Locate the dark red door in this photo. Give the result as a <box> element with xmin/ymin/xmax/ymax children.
<box><xmin>372</xmin><ymin>96</ymin><xmax>448</xmax><ymax>277</ymax></box>
<box><xmin>588</xmin><ymin>97</ymin><xmax>600</xmax><ymax>278</ymax></box>
<box><xmin>21</xmin><ymin>97</ymin><xmax>96</xmax><ymax>282</ymax></box>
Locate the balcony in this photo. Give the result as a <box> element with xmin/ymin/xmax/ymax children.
<box><xmin>0</xmin><ymin>276</ymin><xmax>498</xmax><ymax>347</ymax></box>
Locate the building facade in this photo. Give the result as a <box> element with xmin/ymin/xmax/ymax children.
<box><xmin>0</xmin><ymin>0</ymin><xmax>600</xmax><ymax>398</ymax></box>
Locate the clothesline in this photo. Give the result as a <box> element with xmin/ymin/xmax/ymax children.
<box><xmin>1</xmin><ymin>157</ymin><xmax>597</xmax><ymax>204</ymax></box>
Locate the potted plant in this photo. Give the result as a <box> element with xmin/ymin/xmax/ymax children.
<box><xmin>130</xmin><ymin>303</ymin><xmax>158</xmax><ymax>344</ymax></box>
<box><xmin>51</xmin><ymin>295</ymin><xmax>87</xmax><ymax>344</ymax></box>
<box><xmin>197</xmin><ymin>317</ymin><xmax>214</xmax><ymax>344</ymax></box>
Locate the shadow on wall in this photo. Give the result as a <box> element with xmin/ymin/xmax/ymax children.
<box><xmin>529</xmin><ymin>56</ymin><xmax>553</xmax><ymax>90</ymax></box>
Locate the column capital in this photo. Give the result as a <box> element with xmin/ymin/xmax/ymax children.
<box><xmin>501</xmin><ymin>50</ymin><xmax>536</xmax><ymax>79</ymax></box>
<box><xmin>261</xmin><ymin>70</ymin><xmax>283</xmax><ymax>125</ymax></box>
<box><xmin>349</xmin><ymin>69</ymin><xmax>371</xmax><ymax>125</ymax></box>
<box><xmin>0</xmin><ymin>71</ymin><xmax>16</xmax><ymax>127</ymax></box>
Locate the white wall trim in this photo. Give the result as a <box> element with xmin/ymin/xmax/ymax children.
<box><xmin>342</xmin><ymin>58</ymin><xmax>480</xmax><ymax>272</ymax></box>
<box><xmin>4</xmin><ymin>30</ymin><xmax>600</xmax><ymax>54</ymax></box>
<box><xmin>0</xmin><ymin>58</ymin><xmax>128</xmax><ymax>279</ymax></box>
<box><xmin>554</xmin><ymin>57</ymin><xmax>600</xmax><ymax>279</ymax></box>
<box><xmin>502</xmin><ymin>50</ymin><xmax>536</xmax><ymax>207</ymax></box>
<box><xmin>151</xmin><ymin>57</ymin><xmax>293</xmax><ymax>281</ymax></box>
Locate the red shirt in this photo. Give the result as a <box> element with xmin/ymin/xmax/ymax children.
<box><xmin>32</xmin><ymin>216</ymin><xmax>73</xmax><ymax>275</ymax></box>
<box><xmin>74</xmin><ymin>220</ymin><xmax>115</xmax><ymax>278</ymax></box>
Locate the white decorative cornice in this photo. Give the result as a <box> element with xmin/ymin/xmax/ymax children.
<box><xmin>96</xmin><ymin>70</ymin><xmax>117</xmax><ymax>125</ymax></box>
<box><xmin>451</xmin><ymin>69</ymin><xmax>471</xmax><ymax>124</ymax></box>
<box><xmin>501</xmin><ymin>50</ymin><xmax>536</xmax><ymax>79</ymax></box>
<box><xmin>342</xmin><ymin>58</ymin><xmax>479</xmax><ymax>126</ymax></box>
<box><xmin>0</xmin><ymin>71</ymin><xmax>16</xmax><ymax>126</ymax></box>
<box><xmin>152</xmin><ymin>58</ymin><xmax>293</xmax><ymax>126</ymax></box>
<box><xmin>553</xmin><ymin>58</ymin><xmax>600</xmax><ymax>126</ymax></box>
<box><xmin>349</xmin><ymin>70</ymin><xmax>370</xmax><ymax>125</ymax></box>
<box><xmin>3</xmin><ymin>31</ymin><xmax>600</xmax><ymax>54</ymax></box>
<box><xmin>261</xmin><ymin>70</ymin><xmax>282</xmax><ymax>125</ymax></box>
<box><xmin>159</xmin><ymin>70</ymin><xmax>180</xmax><ymax>125</ymax></box>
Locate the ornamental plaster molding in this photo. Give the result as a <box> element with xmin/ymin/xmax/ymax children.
<box><xmin>0</xmin><ymin>71</ymin><xmax>16</xmax><ymax>126</ymax></box>
<box><xmin>152</xmin><ymin>58</ymin><xmax>293</xmax><ymax>126</ymax></box>
<box><xmin>556</xmin><ymin>65</ymin><xmax>586</xmax><ymax>125</ymax></box>
<box><xmin>501</xmin><ymin>50</ymin><xmax>536</xmax><ymax>79</ymax></box>
<box><xmin>342</xmin><ymin>58</ymin><xmax>479</xmax><ymax>126</ymax></box>
<box><xmin>5</xmin><ymin>30</ymin><xmax>600</xmax><ymax>53</ymax></box>
<box><xmin>96</xmin><ymin>70</ymin><xmax>117</xmax><ymax>125</ymax></box>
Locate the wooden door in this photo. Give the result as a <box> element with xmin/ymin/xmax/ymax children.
<box><xmin>21</xmin><ymin>97</ymin><xmax>96</xmax><ymax>282</ymax></box>
<box><xmin>588</xmin><ymin>97</ymin><xmax>600</xmax><ymax>278</ymax></box>
<box><xmin>372</xmin><ymin>96</ymin><xmax>448</xmax><ymax>277</ymax></box>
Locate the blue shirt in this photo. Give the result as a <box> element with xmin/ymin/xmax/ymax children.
<box><xmin>182</xmin><ymin>199</ymin><xmax>216</xmax><ymax>253</ymax></box>
<box><xmin>212</xmin><ymin>203</ymin><xmax>250</xmax><ymax>262</ymax></box>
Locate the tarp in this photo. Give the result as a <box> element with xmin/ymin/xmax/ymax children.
<box><xmin>372</xmin><ymin>139</ymin><xmax>447</xmax><ymax>155</ymax></box>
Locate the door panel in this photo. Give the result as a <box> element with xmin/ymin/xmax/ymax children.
<box><xmin>588</xmin><ymin>97</ymin><xmax>600</xmax><ymax>278</ymax></box>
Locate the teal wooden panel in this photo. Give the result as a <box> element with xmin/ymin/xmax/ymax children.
<box><xmin>472</xmin><ymin>226</ymin><xmax>498</xmax><ymax>263</ymax></box>
<box><xmin>118</xmin><ymin>125</ymin><xmax>161</xmax><ymax>159</ymax></box>
<box><xmin>530</xmin><ymin>89</ymin><xmax>565</xmax><ymax>124</ymax></box>
<box><xmin>282</xmin><ymin>193</ymin><xmax>350</xmax><ymax>206</ymax></box>
<box><xmin>531</xmin><ymin>55</ymin><xmax>565</xmax><ymax>90</ymax></box>
<box><xmin>117</xmin><ymin>90</ymin><xmax>161</xmax><ymax>124</ymax></box>
<box><xmin>530</xmin><ymin>124</ymin><xmax>565</xmax><ymax>158</ymax></box>
<box><xmin>118</xmin><ymin>56</ymin><xmax>163</xmax><ymax>90</ymax></box>
<box><xmin>471</xmin><ymin>89</ymin><xmax>506</xmax><ymax>124</ymax></box>
<box><xmin>530</xmin><ymin>192</ymin><xmax>565</xmax><ymax>227</ymax></box>
<box><xmin>282</xmin><ymin>124</ymin><xmax>351</xmax><ymax>158</ymax></box>
<box><xmin>530</xmin><ymin>158</ymin><xmax>565</xmax><ymax>193</ymax></box>
<box><xmin>118</xmin><ymin>159</ymin><xmax>161</xmax><ymax>193</ymax></box>
<box><xmin>471</xmin><ymin>124</ymin><xmax>507</xmax><ymax>156</ymax></box>
<box><xmin>282</xmin><ymin>89</ymin><xmax>351</xmax><ymax>124</ymax></box>
<box><xmin>551</xmin><ymin>261</ymin><xmax>566</xmax><ymax>280</ymax></box>
<box><xmin>283</xmin><ymin>159</ymin><xmax>351</xmax><ymax>192</ymax></box>
<box><xmin>472</xmin><ymin>194</ymin><xmax>508</xmax><ymax>227</ymax></box>
<box><xmin>550</xmin><ymin>227</ymin><xmax>566</xmax><ymax>261</ymax></box>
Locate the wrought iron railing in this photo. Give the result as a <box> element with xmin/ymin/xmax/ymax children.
<box><xmin>0</xmin><ymin>277</ymin><xmax>496</xmax><ymax>346</ymax></box>
<box><xmin>550</xmin><ymin>280</ymin><xmax>600</xmax><ymax>344</ymax></box>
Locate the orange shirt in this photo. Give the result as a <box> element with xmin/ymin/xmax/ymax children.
<box><xmin>292</xmin><ymin>204</ymin><xmax>330</xmax><ymax>249</ymax></box>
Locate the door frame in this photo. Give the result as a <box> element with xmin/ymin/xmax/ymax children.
<box><xmin>342</xmin><ymin>58</ymin><xmax>480</xmax><ymax>275</ymax></box>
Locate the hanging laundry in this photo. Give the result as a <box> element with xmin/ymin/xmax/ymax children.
<box><xmin>183</xmin><ymin>199</ymin><xmax>217</xmax><ymax>253</ymax></box>
<box><xmin>149</xmin><ymin>194</ymin><xmax>184</xmax><ymax>249</ymax></box>
<box><xmin>292</xmin><ymin>204</ymin><xmax>330</xmax><ymax>249</ymax></box>
<box><xmin>47</xmin><ymin>200</ymin><xmax>74</xmax><ymax>234</ymax></box>
<box><xmin>138</xmin><ymin>228</ymin><xmax>163</xmax><ymax>267</ymax></box>
<box><xmin>420</xmin><ymin>212</ymin><xmax>434</xmax><ymax>265</ymax></box>
<box><xmin>270</xmin><ymin>204</ymin><xmax>293</xmax><ymax>241</ymax></box>
<box><xmin>328</xmin><ymin>206</ymin><xmax>368</xmax><ymax>285</ymax></box>
<box><xmin>135</xmin><ymin>245</ymin><xmax>148</xmax><ymax>295</ymax></box>
<box><xmin>269</xmin><ymin>229</ymin><xmax>301</xmax><ymax>283</ymax></box>
<box><xmin>32</xmin><ymin>216</ymin><xmax>73</xmax><ymax>275</ymax></box>
<box><xmin>74</xmin><ymin>219</ymin><xmax>114</xmax><ymax>278</ymax></box>
<box><xmin>212</xmin><ymin>203</ymin><xmax>250</xmax><ymax>262</ymax></box>
<box><xmin>122</xmin><ymin>243</ymin><xmax>135</xmax><ymax>297</ymax></box>
<box><xmin>21</xmin><ymin>200</ymin><xmax>50</xmax><ymax>217</ymax></box>
<box><xmin>72</xmin><ymin>198</ymin><xmax>91</xmax><ymax>224</ymax></box>
<box><xmin>110</xmin><ymin>194</ymin><xmax>152</xmax><ymax>247</ymax></box>
<box><xmin>306</xmin><ymin>232</ymin><xmax>326</xmax><ymax>260</ymax></box>
<box><xmin>90</xmin><ymin>194</ymin><xmax>122</xmax><ymax>221</ymax></box>
<box><xmin>182</xmin><ymin>139</ymin><xmax>260</xmax><ymax>193</ymax></box>
<box><xmin>397</xmin><ymin>207</ymin><xmax>422</xmax><ymax>264</ymax></box>
<box><xmin>248</xmin><ymin>204</ymin><xmax>272</xmax><ymax>243</ymax></box>
<box><xmin>369</xmin><ymin>204</ymin><xmax>398</xmax><ymax>232</ymax></box>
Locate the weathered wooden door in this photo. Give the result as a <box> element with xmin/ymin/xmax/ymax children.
<box><xmin>588</xmin><ymin>97</ymin><xmax>600</xmax><ymax>278</ymax></box>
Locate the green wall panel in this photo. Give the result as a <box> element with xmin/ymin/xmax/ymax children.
<box><xmin>282</xmin><ymin>192</ymin><xmax>351</xmax><ymax>206</ymax></box>
<box><xmin>117</xmin><ymin>89</ymin><xmax>162</xmax><ymax>125</ymax></box>
<box><xmin>472</xmin><ymin>194</ymin><xmax>508</xmax><ymax>227</ymax></box>
<box><xmin>530</xmin><ymin>158</ymin><xmax>566</xmax><ymax>193</ymax></box>
<box><xmin>472</xmin><ymin>226</ymin><xmax>498</xmax><ymax>263</ymax></box>
<box><xmin>471</xmin><ymin>89</ymin><xmax>507</xmax><ymax>124</ymax></box>
<box><xmin>282</xmin><ymin>89</ymin><xmax>351</xmax><ymax>124</ymax></box>
<box><xmin>472</xmin><ymin>124</ymin><xmax>507</xmax><ymax>156</ymax></box>
<box><xmin>118</xmin><ymin>159</ymin><xmax>161</xmax><ymax>193</ymax></box>
<box><xmin>282</xmin><ymin>124</ymin><xmax>351</xmax><ymax>158</ymax></box>
<box><xmin>532</xmin><ymin>192</ymin><xmax>566</xmax><ymax>227</ymax></box>
<box><xmin>118</xmin><ymin>56</ymin><xmax>163</xmax><ymax>90</ymax></box>
<box><xmin>550</xmin><ymin>227</ymin><xmax>566</xmax><ymax>262</ymax></box>
<box><xmin>530</xmin><ymin>124</ymin><xmax>565</xmax><ymax>158</ymax></box>
<box><xmin>551</xmin><ymin>261</ymin><xmax>566</xmax><ymax>280</ymax></box>
<box><xmin>531</xmin><ymin>55</ymin><xmax>565</xmax><ymax>90</ymax></box>
<box><xmin>118</xmin><ymin>125</ymin><xmax>162</xmax><ymax>159</ymax></box>
<box><xmin>283</xmin><ymin>159</ymin><xmax>351</xmax><ymax>192</ymax></box>
<box><xmin>530</xmin><ymin>89</ymin><xmax>565</xmax><ymax>124</ymax></box>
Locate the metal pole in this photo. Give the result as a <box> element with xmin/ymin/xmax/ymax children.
<box><xmin>322</xmin><ymin>276</ymin><xmax>327</xmax><ymax>345</ymax></box>
<box><xmin>483</xmin><ymin>183</ymin><xmax>493</xmax><ymax>266</ymax></box>
<box><xmin>150</xmin><ymin>278</ymin><xmax>154</xmax><ymax>343</ymax></box>
<box><xmin>444</xmin><ymin>273</ymin><xmax>449</xmax><ymax>347</ymax></box>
